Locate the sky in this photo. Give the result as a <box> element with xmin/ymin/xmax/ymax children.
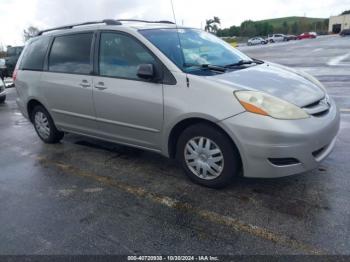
<box><xmin>0</xmin><ymin>0</ymin><xmax>349</xmax><ymax>46</ymax></box>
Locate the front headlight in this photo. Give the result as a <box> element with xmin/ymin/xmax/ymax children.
<box><xmin>234</xmin><ymin>91</ymin><xmax>309</xmax><ymax>120</ymax></box>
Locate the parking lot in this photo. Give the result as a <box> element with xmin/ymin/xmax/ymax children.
<box><xmin>0</xmin><ymin>35</ymin><xmax>349</xmax><ymax>255</ymax></box>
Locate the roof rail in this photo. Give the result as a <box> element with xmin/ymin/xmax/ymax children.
<box><xmin>36</xmin><ymin>19</ymin><xmax>175</xmax><ymax>36</ymax></box>
<box><xmin>116</xmin><ymin>19</ymin><xmax>175</xmax><ymax>24</ymax></box>
<box><xmin>36</xmin><ymin>19</ymin><xmax>122</xmax><ymax>36</ymax></box>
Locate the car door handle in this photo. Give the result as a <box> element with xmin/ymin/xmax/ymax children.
<box><xmin>95</xmin><ymin>82</ymin><xmax>107</xmax><ymax>90</ymax></box>
<box><xmin>80</xmin><ymin>79</ymin><xmax>91</xmax><ymax>88</ymax></box>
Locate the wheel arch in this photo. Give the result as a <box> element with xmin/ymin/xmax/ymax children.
<box><xmin>27</xmin><ymin>99</ymin><xmax>46</xmax><ymax>123</ymax></box>
<box><xmin>167</xmin><ymin>117</ymin><xmax>243</xmax><ymax>167</ymax></box>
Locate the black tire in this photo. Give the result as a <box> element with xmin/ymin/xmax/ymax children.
<box><xmin>0</xmin><ymin>95</ymin><xmax>6</xmax><ymax>104</ymax></box>
<box><xmin>31</xmin><ymin>105</ymin><xmax>64</xmax><ymax>144</ymax></box>
<box><xmin>176</xmin><ymin>123</ymin><xmax>241</xmax><ymax>188</ymax></box>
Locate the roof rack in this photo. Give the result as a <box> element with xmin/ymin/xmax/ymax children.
<box><xmin>37</xmin><ymin>19</ymin><xmax>175</xmax><ymax>36</ymax></box>
<box><xmin>36</xmin><ymin>19</ymin><xmax>122</xmax><ymax>36</ymax></box>
<box><xmin>116</xmin><ymin>19</ymin><xmax>175</xmax><ymax>24</ymax></box>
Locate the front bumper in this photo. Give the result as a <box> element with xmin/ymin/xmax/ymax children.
<box><xmin>220</xmin><ymin>99</ymin><xmax>340</xmax><ymax>178</ymax></box>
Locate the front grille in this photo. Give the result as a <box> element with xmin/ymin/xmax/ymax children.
<box><xmin>303</xmin><ymin>100</ymin><xmax>320</xmax><ymax>108</ymax></box>
<box><xmin>312</xmin><ymin>109</ymin><xmax>329</xmax><ymax>117</ymax></box>
<box><xmin>268</xmin><ymin>158</ymin><xmax>300</xmax><ymax>166</ymax></box>
<box><xmin>302</xmin><ymin>97</ymin><xmax>331</xmax><ymax>117</ymax></box>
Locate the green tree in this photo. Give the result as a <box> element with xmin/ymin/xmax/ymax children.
<box><xmin>217</xmin><ymin>25</ymin><xmax>241</xmax><ymax>37</ymax></box>
<box><xmin>255</xmin><ymin>22</ymin><xmax>274</xmax><ymax>36</ymax></box>
<box><xmin>229</xmin><ymin>26</ymin><xmax>240</xmax><ymax>36</ymax></box>
<box><xmin>291</xmin><ymin>21</ymin><xmax>299</xmax><ymax>34</ymax></box>
<box><xmin>341</xmin><ymin>10</ymin><xmax>350</xmax><ymax>15</ymax></box>
<box><xmin>240</xmin><ymin>20</ymin><xmax>257</xmax><ymax>37</ymax></box>
<box><xmin>299</xmin><ymin>17</ymin><xmax>308</xmax><ymax>33</ymax></box>
<box><xmin>323</xmin><ymin>19</ymin><xmax>329</xmax><ymax>31</ymax></box>
<box><xmin>282</xmin><ymin>21</ymin><xmax>289</xmax><ymax>34</ymax></box>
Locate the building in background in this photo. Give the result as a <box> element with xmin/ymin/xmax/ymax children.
<box><xmin>329</xmin><ymin>14</ymin><xmax>350</xmax><ymax>33</ymax></box>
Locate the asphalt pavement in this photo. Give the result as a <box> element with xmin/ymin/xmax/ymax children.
<box><xmin>0</xmin><ymin>35</ymin><xmax>349</xmax><ymax>256</ymax></box>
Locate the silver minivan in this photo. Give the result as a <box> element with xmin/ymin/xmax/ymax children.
<box><xmin>15</xmin><ymin>20</ymin><xmax>340</xmax><ymax>188</ymax></box>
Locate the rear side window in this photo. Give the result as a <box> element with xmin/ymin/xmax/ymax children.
<box><xmin>49</xmin><ymin>33</ymin><xmax>93</xmax><ymax>74</ymax></box>
<box><xmin>20</xmin><ymin>37</ymin><xmax>50</xmax><ymax>71</ymax></box>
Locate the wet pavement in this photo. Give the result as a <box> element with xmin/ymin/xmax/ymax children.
<box><xmin>0</xmin><ymin>35</ymin><xmax>350</xmax><ymax>255</ymax></box>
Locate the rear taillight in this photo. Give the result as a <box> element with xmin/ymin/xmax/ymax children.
<box><xmin>12</xmin><ymin>68</ymin><xmax>18</xmax><ymax>81</ymax></box>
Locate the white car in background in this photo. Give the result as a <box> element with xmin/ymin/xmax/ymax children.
<box><xmin>267</xmin><ymin>34</ymin><xmax>287</xmax><ymax>43</ymax></box>
<box><xmin>247</xmin><ymin>37</ymin><xmax>268</xmax><ymax>46</ymax></box>
<box><xmin>309</xmin><ymin>32</ymin><xmax>318</xmax><ymax>37</ymax></box>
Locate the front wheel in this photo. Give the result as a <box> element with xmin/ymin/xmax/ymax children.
<box><xmin>176</xmin><ymin>123</ymin><xmax>241</xmax><ymax>188</ymax></box>
<box><xmin>32</xmin><ymin>105</ymin><xmax>64</xmax><ymax>144</ymax></box>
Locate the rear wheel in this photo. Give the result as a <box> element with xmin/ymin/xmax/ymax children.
<box><xmin>32</xmin><ymin>105</ymin><xmax>64</xmax><ymax>144</ymax></box>
<box><xmin>176</xmin><ymin>123</ymin><xmax>241</xmax><ymax>188</ymax></box>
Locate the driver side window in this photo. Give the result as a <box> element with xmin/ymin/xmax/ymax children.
<box><xmin>99</xmin><ymin>32</ymin><xmax>156</xmax><ymax>80</ymax></box>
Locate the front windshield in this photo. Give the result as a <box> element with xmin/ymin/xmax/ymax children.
<box><xmin>140</xmin><ymin>28</ymin><xmax>252</xmax><ymax>73</ymax></box>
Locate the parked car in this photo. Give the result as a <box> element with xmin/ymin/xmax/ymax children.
<box><xmin>340</xmin><ymin>29</ymin><xmax>350</xmax><ymax>36</ymax></box>
<box><xmin>297</xmin><ymin>32</ymin><xmax>316</xmax><ymax>40</ymax></box>
<box><xmin>4</xmin><ymin>46</ymin><xmax>23</xmax><ymax>77</ymax></box>
<box><xmin>14</xmin><ymin>20</ymin><xmax>340</xmax><ymax>188</ymax></box>
<box><xmin>0</xmin><ymin>77</ymin><xmax>6</xmax><ymax>103</ymax></box>
<box><xmin>286</xmin><ymin>35</ymin><xmax>297</xmax><ymax>41</ymax></box>
<box><xmin>247</xmin><ymin>37</ymin><xmax>267</xmax><ymax>46</ymax></box>
<box><xmin>0</xmin><ymin>58</ymin><xmax>8</xmax><ymax>79</ymax></box>
<box><xmin>267</xmin><ymin>34</ymin><xmax>287</xmax><ymax>43</ymax></box>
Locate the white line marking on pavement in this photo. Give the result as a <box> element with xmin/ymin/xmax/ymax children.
<box><xmin>328</xmin><ymin>53</ymin><xmax>350</xmax><ymax>66</ymax></box>
<box><xmin>329</xmin><ymin>94</ymin><xmax>350</xmax><ymax>98</ymax></box>
<box><xmin>312</xmin><ymin>48</ymin><xmax>323</xmax><ymax>52</ymax></box>
<box><xmin>340</xmin><ymin>108</ymin><xmax>350</xmax><ymax>113</ymax></box>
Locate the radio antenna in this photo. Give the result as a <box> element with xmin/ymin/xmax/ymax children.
<box><xmin>170</xmin><ymin>0</ymin><xmax>188</xmax><ymax>86</ymax></box>
<box><xmin>170</xmin><ymin>0</ymin><xmax>182</xmax><ymax>47</ymax></box>
<box><xmin>170</xmin><ymin>0</ymin><xmax>178</xmax><ymax>26</ymax></box>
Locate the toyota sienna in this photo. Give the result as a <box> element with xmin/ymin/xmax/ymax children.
<box><xmin>14</xmin><ymin>19</ymin><xmax>340</xmax><ymax>188</ymax></box>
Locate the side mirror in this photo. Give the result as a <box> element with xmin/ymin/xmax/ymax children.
<box><xmin>137</xmin><ymin>64</ymin><xmax>155</xmax><ymax>80</ymax></box>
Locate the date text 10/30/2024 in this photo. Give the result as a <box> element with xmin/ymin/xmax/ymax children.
<box><xmin>127</xmin><ymin>256</ymin><xmax>219</xmax><ymax>261</ymax></box>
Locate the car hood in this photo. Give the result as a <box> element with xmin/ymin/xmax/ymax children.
<box><xmin>209</xmin><ymin>63</ymin><xmax>325</xmax><ymax>107</ymax></box>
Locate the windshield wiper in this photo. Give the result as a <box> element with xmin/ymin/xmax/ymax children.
<box><xmin>252</xmin><ymin>58</ymin><xmax>264</xmax><ymax>64</ymax></box>
<box><xmin>224</xmin><ymin>60</ymin><xmax>255</xmax><ymax>68</ymax></box>
<box><xmin>183</xmin><ymin>63</ymin><xmax>227</xmax><ymax>72</ymax></box>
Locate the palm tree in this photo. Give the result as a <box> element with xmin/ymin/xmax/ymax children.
<box><xmin>205</xmin><ymin>16</ymin><xmax>221</xmax><ymax>34</ymax></box>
